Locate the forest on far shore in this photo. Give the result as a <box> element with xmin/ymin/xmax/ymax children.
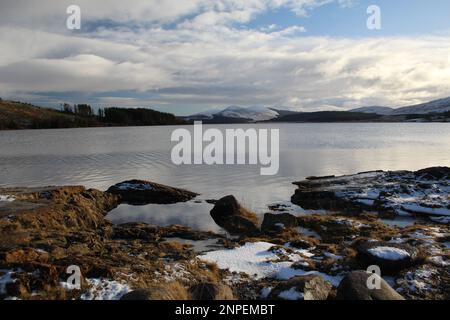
<box><xmin>0</xmin><ymin>99</ymin><xmax>184</xmax><ymax>130</ymax></box>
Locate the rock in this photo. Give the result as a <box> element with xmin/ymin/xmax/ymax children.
<box><xmin>261</xmin><ymin>212</ymin><xmax>298</xmax><ymax>233</ymax></box>
<box><xmin>189</xmin><ymin>282</ymin><xmax>235</xmax><ymax>300</ymax></box>
<box><xmin>336</xmin><ymin>271</ymin><xmax>405</xmax><ymax>300</ymax></box>
<box><xmin>120</xmin><ymin>283</ymin><xmax>189</xmax><ymax>300</ymax></box>
<box><xmin>291</xmin><ymin>189</ymin><xmax>353</xmax><ymax>212</ymax></box>
<box><xmin>2</xmin><ymin>248</ymin><xmax>50</xmax><ymax>264</ymax></box>
<box><xmin>356</xmin><ymin>241</ymin><xmax>420</xmax><ymax>273</ymax></box>
<box><xmin>210</xmin><ymin>195</ymin><xmax>260</xmax><ymax>235</ymax></box>
<box><xmin>415</xmin><ymin>167</ymin><xmax>450</xmax><ymax>180</ymax></box>
<box><xmin>5</xmin><ymin>281</ymin><xmax>29</xmax><ymax>298</ymax></box>
<box><xmin>268</xmin><ymin>275</ymin><xmax>332</xmax><ymax>300</ymax></box>
<box><xmin>120</xmin><ymin>289</ymin><xmax>153</xmax><ymax>300</ymax></box>
<box><xmin>289</xmin><ymin>238</ymin><xmax>315</xmax><ymax>249</ymax></box>
<box><xmin>291</xmin><ymin>168</ymin><xmax>450</xmax><ymax>218</ymax></box>
<box><xmin>107</xmin><ymin>180</ymin><xmax>198</xmax><ymax>205</ymax></box>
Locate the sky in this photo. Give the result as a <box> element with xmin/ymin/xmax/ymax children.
<box><xmin>0</xmin><ymin>0</ymin><xmax>450</xmax><ymax>115</ymax></box>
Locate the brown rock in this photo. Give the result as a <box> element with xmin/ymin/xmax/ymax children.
<box><xmin>356</xmin><ymin>241</ymin><xmax>420</xmax><ymax>274</ymax></box>
<box><xmin>261</xmin><ymin>212</ymin><xmax>298</xmax><ymax>233</ymax></box>
<box><xmin>210</xmin><ymin>195</ymin><xmax>260</xmax><ymax>235</ymax></box>
<box><xmin>107</xmin><ymin>180</ymin><xmax>198</xmax><ymax>205</ymax></box>
<box><xmin>336</xmin><ymin>271</ymin><xmax>405</xmax><ymax>300</ymax></box>
<box><xmin>268</xmin><ymin>275</ymin><xmax>332</xmax><ymax>300</ymax></box>
<box><xmin>120</xmin><ymin>282</ymin><xmax>189</xmax><ymax>300</ymax></box>
<box><xmin>189</xmin><ymin>282</ymin><xmax>235</xmax><ymax>300</ymax></box>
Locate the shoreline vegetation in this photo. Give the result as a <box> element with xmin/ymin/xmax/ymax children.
<box><xmin>0</xmin><ymin>100</ymin><xmax>184</xmax><ymax>130</ymax></box>
<box><xmin>1</xmin><ymin>99</ymin><xmax>449</xmax><ymax>131</ymax></box>
<box><xmin>0</xmin><ymin>167</ymin><xmax>448</xmax><ymax>300</ymax></box>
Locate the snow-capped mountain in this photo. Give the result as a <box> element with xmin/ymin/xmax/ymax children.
<box><xmin>350</xmin><ymin>97</ymin><xmax>450</xmax><ymax>115</ymax></box>
<box><xmin>350</xmin><ymin>106</ymin><xmax>394</xmax><ymax>115</ymax></box>
<box><xmin>217</xmin><ymin>106</ymin><xmax>279</xmax><ymax>121</ymax></box>
<box><xmin>187</xmin><ymin>106</ymin><xmax>280</xmax><ymax>122</ymax></box>
<box><xmin>187</xmin><ymin>109</ymin><xmax>222</xmax><ymax>120</ymax></box>
<box><xmin>391</xmin><ymin>97</ymin><xmax>450</xmax><ymax>115</ymax></box>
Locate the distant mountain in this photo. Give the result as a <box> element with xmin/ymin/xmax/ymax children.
<box><xmin>349</xmin><ymin>106</ymin><xmax>394</xmax><ymax>115</ymax></box>
<box><xmin>186</xmin><ymin>106</ymin><xmax>282</xmax><ymax>122</ymax></box>
<box><xmin>392</xmin><ymin>97</ymin><xmax>450</xmax><ymax>115</ymax></box>
<box><xmin>269</xmin><ymin>107</ymin><xmax>300</xmax><ymax>117</ymax></box>
<box><xmin>218</xmin><ymin>106</ymin><xmax>279</xmax><ymax>121</ymax></box>
<box><xmin>350</xmin><ymin>97</ymin><xmax>450</xmax><ymax>116</ymax></box>
<box><xmin>183</xmin><ymin>96</ymin><xmax>450</xmax><ymax>124</ymax></box>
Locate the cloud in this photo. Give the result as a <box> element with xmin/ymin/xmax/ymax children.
<box><xmin>0</xmin><ymin>0</ymin><xmax>449</xmax><ymax>113</ymax></box>
<box><xmin>0</xmin><ymin>0</ymin><xmax>335</xmax><ymax>27</ymax></box>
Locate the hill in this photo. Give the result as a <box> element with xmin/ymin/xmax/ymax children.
<box><xmin>185</xmin><ymin>106</ymin><xmax>281</xmax><ymax>123</ymax></box>
<box><xmin>349</xmin><ymin>106</ymin><xmax>395</xmax><ymax>115</ymax></box>
<box><xmin>272</xmin><ymin>111</ymin><xmax>382</xmax><ymax>122</ymax></box>
<box><xmin>392</xmin><ymin>97</ymin><xmax>450</xmax><ymax>115</ymax></box>
<box><xmin>0</xmin><ymin>100</ymin><xmax>183</xmax><ymax>130</ymax></box>
<box><xmin>0</xmin><ymin>100</ymin><xmax>99</xmax><ymax>130</ymax></box>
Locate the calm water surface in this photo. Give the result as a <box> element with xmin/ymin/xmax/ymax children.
<box><xmin>1</xmin><ymin>123</ymin><xmax>449</xmax><ymax>230</ymax></box>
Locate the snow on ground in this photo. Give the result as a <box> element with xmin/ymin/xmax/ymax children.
<box><xmin>397</xmin><ymin>267</ymin><xmax>438</xmax><ymax>294</ymax></box>
<box><xmin>334</xmin><ymin>218</ymin><xmax>369</xmax><ymax>229</ymax></box>
<box><xmin>430</xmin><ymin>216</ymin><xmax>450</xmax><ymax>224</ymax></box>
<box><xmin>80</xmin><ymin>279</ymin><xmax>131</xmax><ymax>300</ymax></box>
<box><xmin>332</xmin><ymin>171</ymin><xmax>450</xmax><ymax>220</ymax></box>
<box><xmin>367</xmin><ymin>246</ymin><xmax>410</xmax><ymax>261</ymax></box>
<box><xmin>295</xmin><ymin>227</ymin><xmax>322</xmax><ymax>240</ymax></box>
<box><xmin>199</xmin><ymin>242</ymin><xmax>343</xmax><ymax>286</ymax></box>
<box><xmin>0</xmin><ymin>195</ymin><xmax>15</xmax><ymax>202</ymax></box>
<box><xmin>0</xmin><ymin>270</ymin><xmax>16</xmax><ymax>295</ymax></box>
<box><xmin>259</xmin><ymin>287</ymin><xmax>272</xmax><ymax>299</ymax></box>
<box><xmin>278</xmin><ymin>288</ymin><xmax>304</xmax><ymax>300</ymax></box>
<box><xmin>428</xmin><ymin>256</ymin><xmax>449</xmax><ymax>267</ymax></box>
<box><xmin>401</xmin><ymin>204</ymin><xmax>450</xmax><ymax>216</ymax></box>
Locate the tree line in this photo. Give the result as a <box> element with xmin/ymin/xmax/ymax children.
<box><xmin>60</xmin><ymin>103</ymin><xmax>182</xmax><ymax>126</ymax></box>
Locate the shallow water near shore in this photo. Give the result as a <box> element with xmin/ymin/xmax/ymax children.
<box><xmin>1</xmin><ymin>123</ymin><xmax>449</xmax><ymax>218</ymax></box>
<box><xmin>106</xmin><ymin>201</ymin><xmax>222</xmax><ymax>233</ymax></box>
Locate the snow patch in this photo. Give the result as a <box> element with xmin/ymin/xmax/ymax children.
<box><xmin>0</xmin><ymin>270</ymin><xmax>16</xmax><ymax>295</ymax></box>
<box><xmin>0</xmin><ymin>195</ymin><xmax>15</xmax><ymax>202</ymax></box>
<box><xmin>367</xmin><ymin>246</ymin><xmax>410</xmax><ymax>261</ymax></box>
<box><xmin>401</xmin><ymin>204</ymin><xmax>450</xmax><ymax>217</ymax></box>
<box><xmin>278</xmin><ymin>288</ymin><xmax>304</xmax><ymax>300</ymax></box>
<box><xmin>80</xmin><ymin>279</ymin><xmax>131</xmax><ymax>300</ymax></box>
<box><xmin>429</xmin><ymin>256</ymin><xmax>449</xmax><ymax>267</ymax></box>
<box><xmin>199</xmin><ymin>242</ymin><xmax>343</xmax><ymax>286</ymax></box>
<box><xmin>259</xmin><ymin>287</ymin><xmax>272</xmax><ymax>299</ymax></box>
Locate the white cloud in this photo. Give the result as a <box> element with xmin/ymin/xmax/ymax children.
<box><xmin>0</xmin><ymin>0</ymin><xmax>449</xmax><ymax>113</ymax></box>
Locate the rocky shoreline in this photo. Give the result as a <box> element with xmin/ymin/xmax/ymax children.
<box><xmin>0</xmin><ymin>167</ymin><xmax>448</xmax><ymax>300</ymax></box>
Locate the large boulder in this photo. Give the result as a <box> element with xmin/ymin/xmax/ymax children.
<box><xmin>268</xmin><ymin>275</ymin><xmax>332</xmax><ymax>300</ymax></box>
<box><xmin>415</xmin><ymin>167</ymin><xmax>450</xmax><ymax>180</ymax></box>
<box><xmin>120</xmin><ymin>283</ymin><xmax>189</xmax><ymax>300</ymax></box>
<box><xmin>210</xmin><ymin>195</ymin><xmax>260</xmax><ymax>235</ymax></box>
<box><xmin>336</xmin><ymin>271</ymin><xmax>405</xmax><ymax>300</ymax></box>
<box><xmin>189</xmin><ymin>282</ymin><xmax>235</xmax><ymax>300</ymax></box>
<box><xmin>107</xmin><ymin>180</ymin><xmax>198</xmax><ymax>205</ymax></box>
<box><xmin>120</xmin><ymin>289</ymin><xmax>152</xmax><ymax>300</ymax></box>
<box><xmin>356</xmin><ymin>241</ymin><xmax>420</xmax><ymax>273</ymax></box>
<box><xmin>291</xmin><ymin>188</ymin><xmax>353</xmax><ymax>212</ymax></box>
<box><xmin>261</xmin><ymin>212</ymin><xmax>298</xmax><ymax>233</ymax></box>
